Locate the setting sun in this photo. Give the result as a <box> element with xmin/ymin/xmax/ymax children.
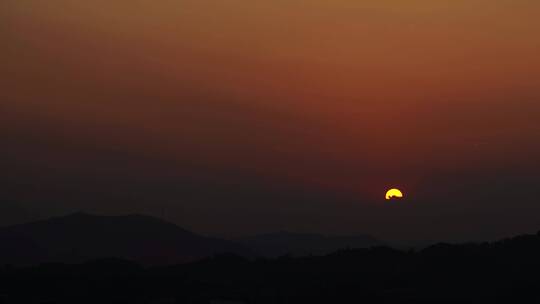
<box><xmin>385</xmin><ymin>189</ymin><xmax>404</xmax><ymax>200</ymax></box>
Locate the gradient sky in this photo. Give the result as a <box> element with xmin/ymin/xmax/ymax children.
<box><xmin>1</xmin><ymin>0</ymin><xmax>540</xmax><ymax>241</ymax></box>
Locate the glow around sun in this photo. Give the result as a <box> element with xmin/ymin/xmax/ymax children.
<box><xmin>385</xmin><ymin>188</ymin><xmax>404</xmax><ymax>200</ymax></box>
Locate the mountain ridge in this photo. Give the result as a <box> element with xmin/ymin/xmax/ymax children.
<box><xmin>0</xmin><ymin>212</ymin><xmax>388</xmax><ymax>265</ymax></box>
<box><xmin>238</xmin><ymin>231</ymin><xmax>383</xmax><ymax>257</ymax></box>
<box><xmin>0</xmin><ymin>212</ymin><xmax>250</xmax><ymax>266</ymax></box>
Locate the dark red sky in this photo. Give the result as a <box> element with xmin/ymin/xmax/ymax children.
<box><xmin>1</xmin><ymin>0</ymin><xmax>540</xmax><ymax>240</ymax></box>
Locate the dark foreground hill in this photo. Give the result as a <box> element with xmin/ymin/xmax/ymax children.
<box><xmin>0</xmin><ymin>213</ymin><xmax>250</xmax><ymax>265</ymax></box>
<box><xmin>2</xmin><ymin>232</ymin><xmax>540</xmax><ymax>303</ymax></box>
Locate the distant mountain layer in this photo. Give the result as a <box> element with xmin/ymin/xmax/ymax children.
<box><xmin>239</xmin><ymin>232</ymin><xmax>382</xmax><ymax>257</ymax></box>
<box><xmin>0</xmin><ymin>213</ymin><xmax>384</xmax><ymax>266</ymax></box>
<box><xmin>0</xmin><ymin>213</ymin><xmax>249</xmax><ymax>265</ymax></box>
<box><xmin>0</xmin><ymin>202</ymin><xmax>36</xmax><ymax>227</ymax></box>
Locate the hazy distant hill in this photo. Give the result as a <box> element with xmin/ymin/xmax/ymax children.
<box><xmin>0</xmin><ymin>213</ymin><xmax>250</xmax><ymax>266</ymax></box>
<box><xmin>239</xmin><ymin>232</ymin><xmax>382</xmax><ymax>257</ymax></box>
<box><xmin>0</xmin><ymin>202</ymin><xmax>36</xmax><ymax>227</ymax></box>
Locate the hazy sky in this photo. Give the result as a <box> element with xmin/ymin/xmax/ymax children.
<box><xmin>1</xmin><ymin>0</ymin><xmax>540</xmax><ymax>240</ymax></box>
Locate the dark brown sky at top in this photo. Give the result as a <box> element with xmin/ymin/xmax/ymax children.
<box><xmin>1</xmin><ymin>0</ymin><xmax>540</xmax><ymax>240</ymax></box>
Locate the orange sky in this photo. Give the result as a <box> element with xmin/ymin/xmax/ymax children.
<box><xmin>2</xmin><ymin>0</ymin><xmax>540</xmax><ymax>239</ymax></box>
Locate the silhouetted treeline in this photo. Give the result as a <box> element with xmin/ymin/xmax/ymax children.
<box><xmin>2</xmin><ymin>232</ymin><xmax>540</xmax><ymax>304</ymax></box>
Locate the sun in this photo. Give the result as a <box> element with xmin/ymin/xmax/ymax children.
<box><xmin>385</xmin><ymin>188</ymin><xmax>404</xmax><ymax>200</ymax></box>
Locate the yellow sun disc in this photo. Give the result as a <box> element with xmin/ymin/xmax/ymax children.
<box><xmin>385</xmin><ymin>188</ymin><xmax>404</xmax><ymax>200</ymax></box>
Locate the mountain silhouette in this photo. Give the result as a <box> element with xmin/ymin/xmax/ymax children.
<box><xmin>0</xmin><ymin>212</ymin><xmax>250</xmax><ymax>265</ymax></box>
<box><xmin>3</xmin><ymin>232</ymin><xmax>540</xmax><ymax>303</ymax></box>
<box><xmin>238</xmin><ymin>231</ymin><xmax>382</xmax><ymax>257</ymax></box>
